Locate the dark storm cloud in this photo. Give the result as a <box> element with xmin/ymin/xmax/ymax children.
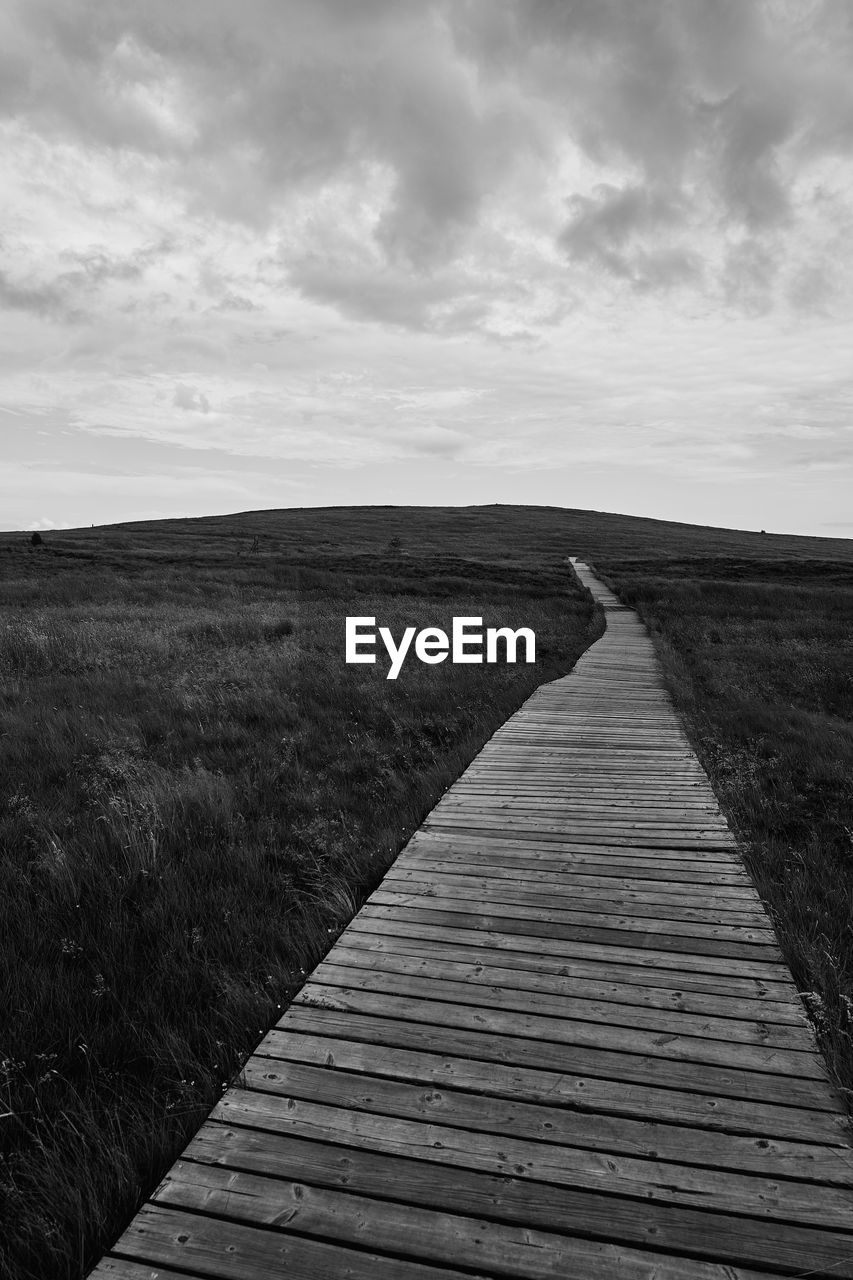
<box><xmin>287</xmin><ymin>252</ymin><xmax>502</xmax><ymax>333</ymax></box>
<box><xmin>288</xmin><ymin>257</ymin><xmax>453</xmax><ymax>330</ymax></box>
<box><xmin>3</xmin><ymin>0</ymin><xmax>853</xmax><ymax>315</ymax></box>
<box><xmin>558</xmin><ymin>185</ymin><xmax>703</xmax><ymax>289</ymax></box>
<box><xmin>0</xmin><ymin>242</ymin><xmax>171</xmax><ymax>322</ymax></box>
<box><xmin>455</xmin><ymin>1</ymin><xmax>853</xmax><ymax>296</ymax></box>
<box><xmin>2</xmin><ymin>0</ymin><xmax>534</xmax><ymax>266</ymax></box>
<box><xmin>172</xmin><ymin>384</ymin><xmax>210</xmax><ymax>413</ymax></box>
<box><xmin>0</xmin><ymin>270</ymin><xmax>72</xmax><ymax>319</ymax></box>
<box><xmin>521</xmin><ymin>1</ymin><xmax>853</xmax><ymax>291</ymax></box>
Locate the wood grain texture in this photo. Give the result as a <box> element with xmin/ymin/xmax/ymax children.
<box><xmin>92</xmin><ymin>560</ymin><xmax>853</xmax><ymax>1279</ymax></box>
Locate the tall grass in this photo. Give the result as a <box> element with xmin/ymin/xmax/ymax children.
<box><xmin>0</xmin><ymin>537</ymin><xmax>600</xmax><ymax>1280</ymax></box>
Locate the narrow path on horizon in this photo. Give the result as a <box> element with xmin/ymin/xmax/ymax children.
<box><xmin>91</xmin><ymin>561</ymin><xmax>853</xmax><ymax>1280</ymax></box>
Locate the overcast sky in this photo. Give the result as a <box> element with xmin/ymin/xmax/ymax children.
<box><xmin>2</xmin><ymin>0</ymin><xmax>853</xmax><ymax>535</ymax></box>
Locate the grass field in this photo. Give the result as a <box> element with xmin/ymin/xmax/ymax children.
<box><xmin>0</xmin><ymin>519</ymin><xmax>601</xmax><ymax>1280</ymax></box>
<box><xmin>2</xmin><ymin>503</ymin><xmax>852</xmax><ymax>1279</ymax></box>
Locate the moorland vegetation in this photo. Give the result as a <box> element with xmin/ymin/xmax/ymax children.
<box><xmin>2</xmin><ymin>503</ymin><xmax>851</xmax><ymax>1278</ymax></box>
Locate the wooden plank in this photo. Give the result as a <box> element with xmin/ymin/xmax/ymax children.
<box><xmin>367</xmin><ymin>887</ymin><xmax>778</xmax><ymax>944</ymax></box>
<box><xmin>344</xmin><ymin>915</ymin><xmax>797</xmax><ymax>987</ymax></box>
<box><xmin>466</xmin><ymin>752</ymin><xmax>701</xmax><ymax>762</ymax></box>
<box><xmin>451</xmin><ymin>796</ymin><xmax>722</xmax><ymax>806</ymax></box>
<box><xmin>183</xmin><ymin>1126</ymin><xmax>833</xmax><ymax>1277</ymax></box>
<box><xmin>377</xmin><ymin>873</ymin><xmax>773</xmax><ymax>927</ymax></box>
<box><xmin>413</xmin><ymin>825</ymin><xmax>742</xmax><ymax>850</ymax></box>
<box><xmin>423</xmin><ymin>821</ymin><xmax>739</xmax><ymax>850</ymax></box>
<box><xmin>357</xmin><ymin>902</ymin><xmax>785</xmax><ymax>963</ymax></box>
<box><xmin>397</xmin><ymin>848</ymin><xmax>755</xmax><ymax>882</ymax></box>
<box><xmin>316</xmin><ymin>945</ymin><xmax>814</xmax><ymax>1045</ymax></box>
<box><xmin>335</xmin><ymin>930</ymin><xmax>809</xmax><ymax>1022</ymax></box>
<box><xmin>408</xmin><ymin>851</ymin><xmax>745</xmax><ymax>876</ymax></box>
<box><xmin>447</xmin><ymin>797</ymin><xmax>728</xmax><ymax>814</ymax></box>
<box><xmin>296</xmin><ymin>976</ymin><xmax>823</xmax><ymax>1078</ymax></box>
<box><xmin>435</xmin><ymin>802</ymin><xmax>733</xmax><ymax>828</ymax></box>
<box><xmin>410</xmin><ymin>833</ymin><xmax>751</xmax><ymax>871</ymax></box>
<box><xmin>387</xmin><ymin>864</ymin><xmax>767</xmax><ymax>910</ymax></box>
<box><xmin>241</xmin><ymin>1055</ymin><xmax>853</xmax><ymax>1183</ymax></box>
<box><xmin>436</xmin><ymin>791</ymin><xmax>731</xmax><ymax>809</ymax></box>
<box><xmin>405</xmin><ymin>850</ymin><xmax>755</xmax><ymax>887</ymax></box>
<box><xmin>451</xmin><ymin>779</ymin><xmax>712</xmax><ymax>789</ymax></box>
<box><xmin>108</xmin><ymin>1204</ymin><xmax>483</xmax><ymax>1279</ymax></box>
<box><xmin>407</xmin><ymin>853</ymin><xmax>751</xmax><ymax>883</ymax></box>
<box><xmin>462</xmin><ymin>764</ymin><xmax>710</xmax><ymax>775</ymax></box>
<box><xmin>212</xmin><ymin>1087</ymin><xmax>853</xmax><ymax>1230</ymax></box>
<box><xmin>89</xmin><ymin>1263</ymin><xmax>201</xmax><ymax>1280</ymax></box>
<box><xmin>290</xmin><ymin>989</ymin><xmax>837</xmax><ymax>1105</ymax></box>
<box><xmin>153</xmin><ymin>1160</ymin><xmax>783</xmax><ymax>1280</ymax></box>
<box><xmin>405</xmin><ymin>856</ymin><xmax>753</xmax><ymax>887</ymax></box>
<box><xmin>462</xmin><ymin>764</ymin><xmax>710</xmax><ymax>773</ymax></box>
<box><xmin>412</xmin><ymin>827</ymin><xmax>744</xmax><ymax>855</ymax></box>
<box><xmin>257</xmin><ymin>1024</ymin><xmax>852</xmax><ymax>1144</ymax></box>
<box><xmin>396</xmin><ymin>842</ymin><xmax>747</xmax><ymax>870</ymax></box>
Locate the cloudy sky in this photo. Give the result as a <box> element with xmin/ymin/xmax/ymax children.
<box><xmin>3</xmin><ymin>0</ymin><xmax>853</xmax><ymax>535</ymax></box>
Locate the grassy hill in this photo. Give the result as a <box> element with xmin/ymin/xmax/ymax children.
<box><xmin>2</xmin><ymin>503</ymin><xmax>851</xmax><ymax>1279</ymax></box>
<box><xmin>15</xmin><ymin>501</ymin><xmax>853</xmax><ymax>564</ymax></box>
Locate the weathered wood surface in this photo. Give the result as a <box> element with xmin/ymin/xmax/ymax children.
<box><xmin>92</xmin><ymin>560</ymin><xmax>853</xmax><ymax>1279</ymax></box>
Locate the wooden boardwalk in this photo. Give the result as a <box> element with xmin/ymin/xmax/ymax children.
<box><xmin>93</xmin><ymin>561</ymin><xmax>853</xmax><ymax>1279</ymax></box>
